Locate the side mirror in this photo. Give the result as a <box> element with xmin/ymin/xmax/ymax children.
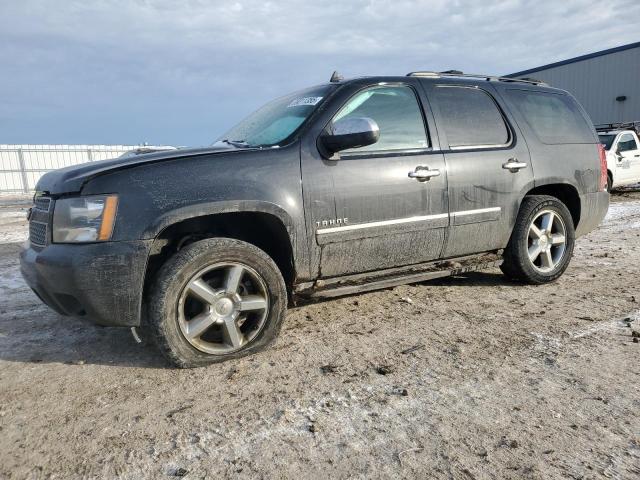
<box><xmin>318</xmin><ymin>117</ymin><xmax>380</xmax><ymax>158</ymax></box>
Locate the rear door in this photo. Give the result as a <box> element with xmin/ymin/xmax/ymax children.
<box><xmin>423</xmin><ymin>82</ymin><xmax>534</xmax><ymax>258</ymax></box>
<box><xmin>301</xmin><ymin>82</ymin><xmax>449</xmax><ymax>278</ymax></box>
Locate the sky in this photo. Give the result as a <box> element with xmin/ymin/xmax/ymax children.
<box><xmin>1</xmin><ymin>0</ymin><xmax>639</xmax><ymax>147</ymax></box>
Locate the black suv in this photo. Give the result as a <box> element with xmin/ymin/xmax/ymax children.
<box><xmin>21</xmin><ymin>71</ymin><xmax>609</xmax><ymax>367</ymax></box>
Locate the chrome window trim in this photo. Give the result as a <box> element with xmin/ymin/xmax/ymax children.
<box><xmin>449</xmin><ymin>144</ymin><xmax>511</xmax><ymax>151</ymax></box>
<box><xmin>338</xmin><ymin>147</ymin><xmax>434</xmax><ymax>160</ymax></box>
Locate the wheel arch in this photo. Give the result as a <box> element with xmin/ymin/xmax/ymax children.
<box><xmin>524</xmin><ymin>182</ymin><xmax>581</xmax><ymax>228</ymax></box>
<box><xmin>142</xmin><ymin>203</ymin><xmax>297</xmax><ymax>303</ymax></box>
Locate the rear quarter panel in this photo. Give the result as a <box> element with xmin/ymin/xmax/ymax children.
<box><xmin>496</xmin><ymin>86</ymin><xmax>601</xmax><ymax>195</ymax></box>
<box><xmin>495</xmin><ymin>86</ymin><xmax>606</xmax><ymax>236</ymax></box>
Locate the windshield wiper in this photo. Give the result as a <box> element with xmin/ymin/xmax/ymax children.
<box><xmin>220</xmin><ymin>139</ymin><xmax>252</xmax><ymax>148</ymax></box>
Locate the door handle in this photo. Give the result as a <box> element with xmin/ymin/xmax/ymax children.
<box><xmin>502</xmin><ymin>158</ymin><xmax>528</xmax><ymax>172</ymax></box>
<box><xmin>409</xmin><ymin>166</ymin><xmax>440</xmax><ymax>181</ymax></box>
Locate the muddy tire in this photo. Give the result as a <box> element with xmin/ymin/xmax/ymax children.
<box><xmin>146</xmin><ymin>238</ymin><xmax>287</xmax><ymax>368</ymax></box>
<box><xmin>501</xmin><ymin>195</ymin><xmax>575</xmax><ymax>284</ymax></box>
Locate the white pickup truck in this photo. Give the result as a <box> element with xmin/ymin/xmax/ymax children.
<box><xmin>596</xmin><ymin>122</ymin><xmax>640</xmax><ymax>190</ymax></box>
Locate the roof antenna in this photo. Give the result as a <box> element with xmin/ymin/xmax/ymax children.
<box><xmin>330</xmin><ymin>71</ymin><xmax>344</xmax><ymax>83</ymax></box>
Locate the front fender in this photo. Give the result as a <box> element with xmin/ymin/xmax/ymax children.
<box><xmin>142</xmin><ymin>200</ymin><xmax>296</xmax><ymax>240</ymax></box>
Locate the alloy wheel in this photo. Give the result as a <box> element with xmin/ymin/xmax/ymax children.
<box><xmin>177</xmin><ymin>262</ymin><xmax>269</xmax><ymax>354</ymax></box>
<box><xmin>527</xmin><ymin>209</ymin><xmax>567</xmax><ymax>273</ymax></box>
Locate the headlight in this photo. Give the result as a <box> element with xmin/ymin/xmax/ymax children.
<box><xmin>52</xmin><ymin>195</ymin><xmax>118</xmax><ymax>243</ymax></box>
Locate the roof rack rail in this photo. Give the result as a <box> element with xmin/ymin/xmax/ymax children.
<box><xmin>519</xmin><ymin>77</ymin><xmax>545</xmax><ymax>84</ymax></box>
<box><xmin>594</xmin><ymin>121</ymin><xmax>640</xmax><ymax>134</ymax></box>
<box><xmin>406</xmin><ymin>70</ymin><xmax>548</xmax><ymax>86</ymax></box>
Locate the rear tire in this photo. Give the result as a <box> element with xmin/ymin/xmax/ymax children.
<box><xmin>501</xmin><ymin>195</ymin><xmax>575</xmax><ymax>284</ymax></box>
<box><xmin>146</xmin><ymin>238</ymin><xmax>287</xmax><ymax>368</ymax></box>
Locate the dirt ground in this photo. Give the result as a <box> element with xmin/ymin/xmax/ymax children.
<box><xmin>1</xmin><ymin>192</ymin><xmax>639</xmax><ymax>480</ymax></box>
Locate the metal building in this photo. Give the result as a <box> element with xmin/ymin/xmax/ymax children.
<box><xmin>507</xmin><ymin>41</ymin><xmax>640</xmax><ymax>125</ymax></box>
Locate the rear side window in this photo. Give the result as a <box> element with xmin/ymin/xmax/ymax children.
<box><xmin>506</xmin><ymin>90</ymin><xmax>594</xmax><ymax>144</ymax></box>
<box><xmin>433</xmin><ymin>86</ymin><xmax>510</xmax><ymax>148</ymax></box>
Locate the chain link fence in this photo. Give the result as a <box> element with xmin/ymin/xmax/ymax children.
<box><xmin>0</xmin><ymin>145</ymin><xmax>149</xmax><ymax>194</ymax></box>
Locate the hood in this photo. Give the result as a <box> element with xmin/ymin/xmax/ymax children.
<box><xmin>36</xmin><ymin>144</ymin><xmax>237</xmax><ymax>195</ymax></box>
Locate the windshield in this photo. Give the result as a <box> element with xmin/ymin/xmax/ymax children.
<box><xmin>598</xmin><ymin>134</ymin><xmax>616</xmax><ymax>150</ymax></box>
<box><xmin>215</xmin><ymin>85</ymin><xmax>334</xmax><ymax>148</ymax></box>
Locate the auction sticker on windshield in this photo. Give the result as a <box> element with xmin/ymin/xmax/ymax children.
<box><xmin>287</xmin><ymin>97</ymin><xmax>323</xmax><ymax>107</ymax></box>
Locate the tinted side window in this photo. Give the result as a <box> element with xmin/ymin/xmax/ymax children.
<box><xmin>433</xmin><ymin>86</ymin><xmax>510</xmax><ymax>148</ymax></box>
<box><xmin>506</xmin><ymin>90</ymin><xmax>594</xmax><ymax>144</ymax></box>
<box><xmin>333</xmin><ymin>86</ymin><xmax>429</xmax><ymax>153</ymax></box>
<box><xmin>618</xmin><ymin>134</ymin><xmax>638</xmax><ymax>152</ymax></box>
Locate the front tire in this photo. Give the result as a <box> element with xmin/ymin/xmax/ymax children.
<box><xmin>501</xmin><ymin>195</ymin><xmax>575</xmax><ymax>284</ymax></box>
<box><xmin>147</xmin><ymin>238</ymin><xmax>287</xmax><ymax>368</ymax></box>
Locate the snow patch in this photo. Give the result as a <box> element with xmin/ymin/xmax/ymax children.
<box><xmin>0</xmin><ymin>210</ymin><xmax>27</xmax><ymax>221</ymax></box>
<box><xmin>603</xmin><ymin>200</ymin><xmax>640</xmax><ymax>222</ymax></box>
<box><xmin>0</xmin><ymin>229</ymin><xmax>28</xmax><ymax>244</ymax></box>
<box><xmin>531</xmin><ymin>310</ymin><xmax>639</xmax><ymax>348</ymax></box>
<box><xmin>0</xmin><ymin>265</ymin><xmax>27</xmax><ymax>291</ymax></box>
<box><xmin>0</xmin><ymin>208</ymin><xmax>28</xmax><ymax>244</ymax></box>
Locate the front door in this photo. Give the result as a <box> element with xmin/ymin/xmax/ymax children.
<box><xmin>301</xmin><ymin>83</ymin><xmax>449</xmax><ymax>278</ymax></box>
<box><xmin>615</xmin><ymin>133</ymin><xmax>640</xmax><ymax>184</ymax></box>
<box><xmin>424</xmin><ymin>82</ymin><xmax>534</xmax><ymax>258</ymax></box>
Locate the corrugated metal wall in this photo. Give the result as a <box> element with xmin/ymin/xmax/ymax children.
<box><xmin>514</xmin><ymin>46</ymin><xmax>640</xmax><ymax>125</ymax></box>
<box><xmin>0</xmin><ymin>145</ymin><xmax>150</xmax><ymax>194</ymax></box>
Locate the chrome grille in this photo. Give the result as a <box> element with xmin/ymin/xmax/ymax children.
<box><xmin>29</xmin><ymin>221</ymin><xmax>48</xmax><ymax>246</ymax></box>
<box><xmin>34</xmin><ymin>196</ymin><xmax>51</xmax><ymax>212</ymax></box>
<box><xmin>29</xmin><ymin>195</ymin><xmax>52</xmax><ymax>246</ymax></box>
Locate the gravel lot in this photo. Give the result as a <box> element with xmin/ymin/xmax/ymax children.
<box><xmin>1</xmin><ymin>192</ymin><xmax>639</xmax><ymax>479</ymax></box>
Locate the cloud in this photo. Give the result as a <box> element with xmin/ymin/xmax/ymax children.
<box><xmin>0</xmin><ymin>0</ymin><xmax>638</xmax><ymax>145</ymax></box>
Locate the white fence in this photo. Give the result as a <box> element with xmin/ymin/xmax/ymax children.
<box><xmin>0</xmin><ymin>144</ymin><xmax>147</xmax><ymax>194</ymax></box>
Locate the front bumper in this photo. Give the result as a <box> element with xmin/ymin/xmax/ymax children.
<box><xmin>20</xmin><ymin>239</ymin><xmax>152</xmax><ymax>327</ymax></box>
<box><xmin>576</xmin><ymin>191</ymin><xmax>610</xmax><ymax>237</ymax></box>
